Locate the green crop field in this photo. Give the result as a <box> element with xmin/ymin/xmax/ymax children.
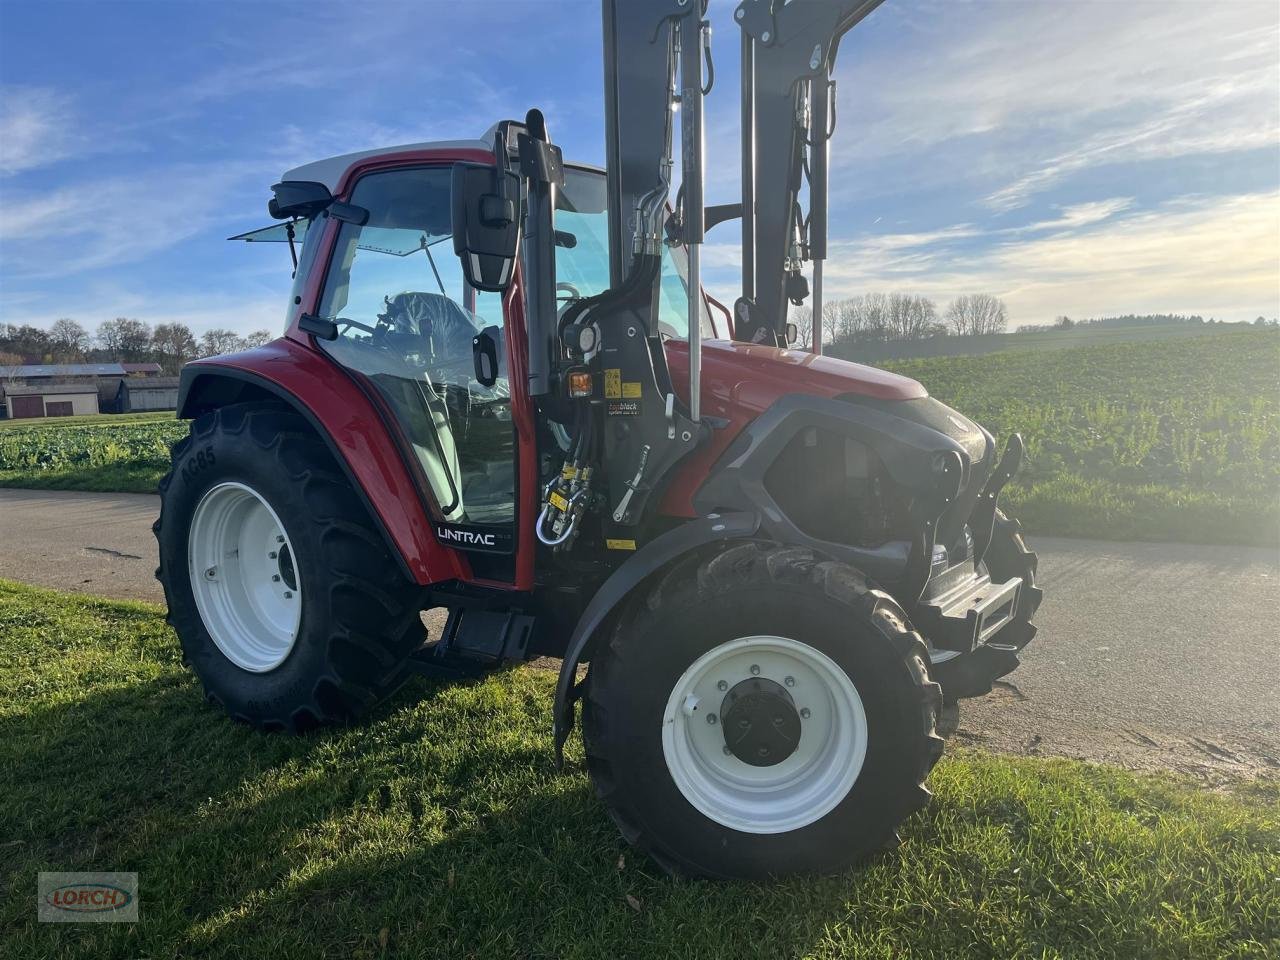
<box><xmin>1</xmin><ymin>330</ymin><xmax>1276</xmax><ymax>545</ymax></box>
<box><xmin>1</xmin><ymin>580</ymin><xmax>1276</xmax><ymax>960</ymax></box>
<box><xmin>879</xmin><ymin>329</ymin><xmax>1280</xmax><ymax>546</ymax></box>
<box><xmin>0</xmin><ymin>413</ymin><xmax>187</xmax><ymax>493</ymax></box>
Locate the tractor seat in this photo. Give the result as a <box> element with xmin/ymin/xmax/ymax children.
<box><xmin>379</xmin><ymin>291</ymin><xmax>480</xmax><ymax>368</ymax></box>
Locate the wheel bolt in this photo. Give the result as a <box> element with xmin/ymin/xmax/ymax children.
<box><xmin>749</xmin><ymin>664</ymin><xmax>760</xmax><ymax>676</ymax></box>
<box><xmin>204</xmin><ymin>567</ymin><xmax>216</xmax><ymax>580</ymax></box>
<box><xmin>272</xmin><ymin>574</ymin><xmax>281</xmax><ymax>583</ymax></box>
<box><xmin>706</xmin><ymin>713</ymin><xmax>717</xmax><ymax>725</ymax></box>
<box><xmin>284</xmin><ymin>591</ymin><xmax>293</xmax><ymax>599</ymax></box>
<box><xmin>268</xmin><ymin>551</ymin><xmax>278</xmax><ymax>560</ymax></box>
<box><xmin>800</xmin><ymin>708</ymin><xmax>811</xmax><ymax>719</ymax></box>
<box><xmin>276</xmin><ymin>535</ymin><xmax>285</xmax><ymax>544</ymax></box>
<box><xmin>716</xmin><ymin>680</ymin><xmax>728</xmax><ymax>691</ymax></box>
<box><xmin>785</xmin><ymin>676</ymin><xmax>795</xmax><ymax>687</ymax></box>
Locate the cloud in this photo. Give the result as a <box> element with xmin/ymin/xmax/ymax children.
<box><xmin>0</xmin><ymin>161</ymin><xmax>261</xmax><ymax>281</ymax></box>
<box><xmin>809</xmin><ymin>191</ymin><xmax>1280</xmax><ymax>323</ymax></box>
<box><xmin>0</xmin><ymin>86</ymin><xmax>78</xmax><ymax>175</ymax></box>
<box><xmin>1011</xmin><ymin>198</ymin><xmax>1134</xmax><ymax>234</ymax></box>
<box><xmin>831</xmin><ymin>1</ymin><xmax>1279</xmax><ymax>207</ymax></box>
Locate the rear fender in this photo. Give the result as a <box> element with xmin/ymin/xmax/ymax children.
<box><xmin>178</xmin><ymin>341</ymin><xmax>468</xmax><ymax>586</ymax></box>
<box><xmin>552</xmin><ymin>510</ymin><xmax>760</xmax><ymax>766</ymax></box>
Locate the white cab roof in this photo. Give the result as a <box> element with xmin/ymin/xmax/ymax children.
<box><xmin>280</xmin><ymin>138</ymin><xmax>493</xmax><ymax>193</ymax></box>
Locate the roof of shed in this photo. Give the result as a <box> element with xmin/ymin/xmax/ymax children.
<box><xmin>4</xmin><ymin>383</ymin><xmax>101</xmax><ymax>396</ymax></box>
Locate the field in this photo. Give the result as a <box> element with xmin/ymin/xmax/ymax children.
<box><xmin>0</xmin><ymin>412</ymin><xmax>185</xmax><ymax>493</ymax></box>
<box><xmin>0</xmin><ymin>579</ymin><xmax>1276</xmax><ymax>960</ymax></box>
<box><xmin>880</xmin><ymin>329</ymin><xmax>1280</xmax><ymax>546</ymax></box>
<box><xmin>1</xmin><ymin>330</ymin><xmax>1277</xmax><ymax>545</ymax></box>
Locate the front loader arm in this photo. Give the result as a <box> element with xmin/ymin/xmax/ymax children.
<box><xmin>733</xmin><ymin>0</ymin><xmax>885</xmax><ymax>346</ymax></box>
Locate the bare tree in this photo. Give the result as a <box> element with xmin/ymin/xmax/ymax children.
<box><xmin>243</xmin><ymin>329</ymin><xmax>274</xmax><ymax>348</ymax></box>
<box><xmin>48</xmin><ymin>319</ymin><xmax>91</xmax><ymax>362</ymax></box>
<box><xmin>885</xmin><ymin>293</ymin><xmax>938</xmax><ymax>340</ymax></box>
<box><xmin>945</xmin><ymin>294</ymin><xmax>1009</xmax><ymax>336</ymax></box>
<box><xmin>819</xmin><ymin>301</ymin><xmax>841</xmax><ymax>349</ymax></box>
<box><xmin>836</xmin><ymin>293</ymin><xmax>889</xmax><ymax>343</ymax></box>
<box><xmin>787</xmin><ymin>306</ymin><xmax>814</xmax><ymax>350</ymax></box>
<box><xmin>199</xmin><ymin>328</ymin><xmax>248</xmax><ymax>357</ymax></box>
<box><xmin>151</xmin><ymin>323</ymin><xmax>199</xmax><ymax>374</ymax></box>
<box><xmin>97</xmin><ymin>318</ymin><xmax>153</xmax><ymax>361</ymax></box>
<box><xmin>0</xmin><ymin>350</ymin><xmax>24</xmax><ymax>385</ymax></box>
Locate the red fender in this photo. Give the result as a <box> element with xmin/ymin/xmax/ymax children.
<box><xmin>179</xmin><ymin>341</ymin><xmax>470</xmax><ymax>587</ymax></box>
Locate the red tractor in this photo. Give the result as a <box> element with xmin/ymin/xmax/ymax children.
<box><xmin>156</xmin><ymin>0</ymin><xmax>1041</xmax><ymax>879</ymax></box>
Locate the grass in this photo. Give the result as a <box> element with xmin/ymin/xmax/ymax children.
<box><xmin>1</xmin><ymin>579</ymin><xmax>1276</xmax><ymax>960</ymax></box>
<box><xmin>881</xmin><ymin>330</ymin><xmax>1280</xmax><ymax>546</ymax></box>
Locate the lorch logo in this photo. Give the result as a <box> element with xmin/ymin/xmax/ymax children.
<box><xmin>38</xmin><ymin>872</ymin><xmax>138</xmax><ymax>923</ymax></box>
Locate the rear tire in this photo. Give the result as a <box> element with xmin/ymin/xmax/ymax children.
<box><xmin>155</xmin><ymin>402</ymin><xmax>423</xmax><ymax>732</ymax></box>
<box><xmin>582</xmin><ymin>542</ymin><xmax>944</xmax><ymax>879</ymax></box>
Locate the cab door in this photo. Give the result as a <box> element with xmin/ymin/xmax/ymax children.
<box><xmin>311</xmin><ymin>164</ymin><xmax>520</xmax><ymax>580</ymax></box>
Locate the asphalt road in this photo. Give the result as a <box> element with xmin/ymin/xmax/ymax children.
<box><xmin>2</xmin><ymin>488</ymin><xmax>1277</xmax><ymax>779</ymax></box>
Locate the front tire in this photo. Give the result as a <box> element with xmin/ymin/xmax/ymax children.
<box><xmin>155</xmin><ymin>402</ymin><xmax>423</xmax><ymax>732</ymax></box>
<box><xmin>582</xmin><ymin>542</ymin><xmax>944</xmax><ymax>879</ymax></box>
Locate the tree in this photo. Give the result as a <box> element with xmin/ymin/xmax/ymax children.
<box><xmin>787</xmin><ymin>306</ymin><xmax>813</xmax><ymax>350</ymax></box>
<box><xmin>199</xmin><ymin>329</ymin><xmax>247</xmax><ymax>357</ymax></box>
<box><xmin>835</xmin><ymin>293</ymin><xmax>890</xmax><ymax>343</ymax></box>
<box><xmin>0</xmin><ymin>323</ymin><xmax>54</xmax><ymax>363</ymax></box>
<box><xmin>48</xmin><ymin>319</ymin><xmax>91</xmax><ymax>362</ymax></box>
<box><xmin>885</xmin><ymin>293</ymin><xmax>938</xmax><ymax>340</ymax></box>
<box><xmin>97</xmin><ymin>318</ymin><xmax>153</xmax><ymax>362</ymax></box>
<box><xmin>1055</xmin><ymin>315</ymin><xmax>1074</xmax><ymax>329</ymax></box>
<box><xmin>945</xmin><ymin>294</ymin><xmax>1008</xmax><ymax>336</ymax></box>
<box><xmin>151</xmin><ymin>323</ymin><xmax>199</xmax><ymax>374</ymax></box>
<box><xmin>243</xmin><ymin>329</ymin><xmax>274</xmax><ymax>348</ymax></box>
<box><xmin>819</xmin><ymin>301</ymin><xmax>841</xmax><ymax>349</ymax></box>
<box><xmin>0</xmin><ymin>350</ymin><xmax>24</xmax><ymax>385</ymax></box>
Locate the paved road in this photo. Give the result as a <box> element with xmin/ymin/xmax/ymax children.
<box><xmin>2</xmin><ymin>488</ymin><xmax>1277</xmax><ymax>778</ymax></box>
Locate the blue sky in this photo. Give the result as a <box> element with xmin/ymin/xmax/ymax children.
<box><xmin>1</xmin><ymin>0</ymin><xmax>1277</xmax><ymax>338</ymax></box>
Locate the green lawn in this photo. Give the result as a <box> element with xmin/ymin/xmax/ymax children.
<box><xmin>2</xmin><ymin>580</ymin><xmax>1276</xmax><ymax>960</ymax></box>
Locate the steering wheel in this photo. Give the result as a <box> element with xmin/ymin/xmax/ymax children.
<box><xmin>335</xmin><ymin>317</ymin><xmax>380</xmax><ymax>336</ymax></box>
<box><xmin>556</xmin><ymin>281</ymin><xmax>583</xmax><ymax>301</ymax></box>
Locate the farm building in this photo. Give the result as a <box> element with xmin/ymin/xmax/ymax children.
<box><xmin>115</xmin><ymin>376</ymin><xmax>181</xmax><ymax>413</ymax></box>
<box><xmin>122</xmin><ymin>362</ymin><xmax>163</xmax><ymax>376</ymax></box>
<box><xmin>6</xmin><ymin>363</ymin><xmax>128</xmax><ymax>381</ymax></box>
<box><xmin>3</xmin><ymin>383</ymin><xmax>100</xmax><ymax>419</ymax></box>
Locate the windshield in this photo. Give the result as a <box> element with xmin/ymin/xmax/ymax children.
<box><xmin>556</xmin><ymin>167</ymin><xmax>715</xmax><ymax>340</ymax></box>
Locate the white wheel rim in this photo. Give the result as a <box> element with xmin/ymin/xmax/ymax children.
<box><xmin>188</xmin><ymin>481</ymin><xmax>301</xmax><ymax>673</ymax></box>
<box><xmin>661</xmin><ymin>635</ymin><xmax>868</xmax><ymax>835</ymax></box>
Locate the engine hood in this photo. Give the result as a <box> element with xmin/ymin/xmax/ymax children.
<box><xmin>664</xmin><ymin>339</ymin><xmax>926</xmax><ymax>416</ymax></box>
<box><xmin>659</xmin><ymin>339</ymin><xmax>930</xmax><ymax>516</ymax></box>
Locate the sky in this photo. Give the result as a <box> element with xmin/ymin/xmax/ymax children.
<box><xmin>1</xmin><ymin>0</ymin><xmax>1277</xmax><ymax>339</ymax></box>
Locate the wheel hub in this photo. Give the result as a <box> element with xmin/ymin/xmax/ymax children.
<box><xmin>720</xmin><ymin>678</ymin><xmax>801</xmax><ymax>766</ymax></box>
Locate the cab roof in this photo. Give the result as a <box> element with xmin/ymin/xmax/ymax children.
<box><xmin>280</xmin><ymin>138</ymin><xmax>494</xmax><ymax>194</ymax></box>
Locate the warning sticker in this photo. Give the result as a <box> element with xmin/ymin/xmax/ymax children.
<box><xmin>607</xmin><ymin>400</ymin><xmax>640</xmax><ymax>417</ymax></box>
<box><xmin>548</xmin><ymin>491</ymin><xmax>569</xmax><ymax>512</ymax></box>
<box><xmin>622</xmin><ymin>381</ymin><xmax>643</xmax><ymax>399</ymax></box>
<box><xmin>604</xmin><ymin>368</ymin><xmax>622</xmax><ymax>399</ymax></box>
<box><xmin>605</xmin><ymin>538</ymin><xmax>637</xmax><ymax>551</ymax></box>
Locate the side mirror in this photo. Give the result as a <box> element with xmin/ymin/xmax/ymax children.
<box><xmin>472</xmin><ymin>325</ymin><xmax>501</xmax><ymax>387</ymax></box>
<box><xmin>784</xmin><ymin>322</ymin><xmax>798</xmax><ymax>345</ymax></box>
<box><xmin>452</xmin><ymin>163</ymin><xmax>521</xmax><ymax>292</ymax></box>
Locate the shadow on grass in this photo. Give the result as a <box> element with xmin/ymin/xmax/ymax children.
<box><xmin>3</xmin><ymin>663</ymin><xmax>1274</xmax><ymax>960</ymax></box>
